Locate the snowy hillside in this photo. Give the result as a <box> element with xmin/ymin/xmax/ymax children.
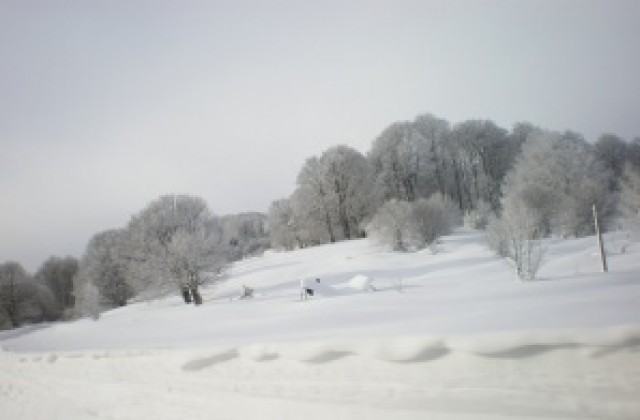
<box><xmin>1</xmin><ymin>228</ymin><xmax>640</xmax><ymax>419</ymax></box>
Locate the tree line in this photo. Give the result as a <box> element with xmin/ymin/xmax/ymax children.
<box><xmin>1</xmin><ymin>200</ymin><xmax>270</xmax><ymax>328</ymax></box>
<box><xmin>2</xmin><ymin>112</ymin><xmax>640</xmax><ymax>328</ymax></box>
<box><xmin>268</xmin><ymin>114</ymin><xmax>640</xmax><ymax>254</ymax></box>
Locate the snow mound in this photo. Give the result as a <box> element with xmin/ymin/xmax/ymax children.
<box><xmin>346</xmin><ymin>274</ymin><xmax>376</xmax><ymax>291</ymax></box>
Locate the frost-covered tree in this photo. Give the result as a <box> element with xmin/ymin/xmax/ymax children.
<box><xmin>75</xmin><ymin>229</ymin><xmax>132</xmax><ymax>308</ymax></box>
<box><xmin>267</xmin><ymin>198</ymin><xmax>301</xmax><ymax>250</ymax></box>
<box><xmin>321</xmin><ymin>145</ymin><xmax>374</xmax><ymax>239</ymax></box>
<box><xmin>72</xmin><ymin>279</ymin><xmax>101</xmax><ymax>320</ymax></box>
<box><xmin>413</xmin><ymin>113</ymin><xmax>450</xmax><ymax>196</ymax></box>
<box><xmin>628</xmin><ymin>137</ymin><xmax>640</xmax><ymax>170</ymax></box>
<box><xmin>35</xmin><ymin>256</ymin><xmax>78</xmax><ymax>311</ymax></box>
<box><xmin>447</xmin><ymin>120</ymin><xmax>511</xmax><ymax>211</ymax></box>
<box><xmin>508</xmin><ymin>122</ymin><xmax>542</xmax><ymax>155</ymax></box>
<box><xmin>126</xmin><ymin>194</ymin><xmax>227</xmax><ymax>303</ymax></box>
<box><xmin>620</xmin><ymin>165</ymin><xmax>640</xmax><ymax>238</ymax></box>
<box><xmin>369</xmin><ymin>121</ymin><xmax>438</xmax><ymax>204</ymax></box>
<box><xmin>0</xmin><ymin>262</ymin><xmax>35</xmax><ymax>328</ymax></box>
<box><xmin>366</xmin><ymin>199</ymin><xmax>415</xmax><ymax>251</ymax></box>
<box><xmin>291</xmin><ymin>156</ymin><xmax>338</xmax><ymax>244</ymax></box>
<box><xmin>486</xmin><ymin>196</ymin><xmax>545</xmax><ymax>280</ymax></box>
<box><xmin>501</xmin><ymin>130</ymin><xmax>613</xmax><ymax>237</ymax></box>
<box><xmin>463</xmin><ymin>199</ymin><xmax>494</xmax><ymax>230</ymax></box>
<box><xmin>594</xmin><ymin>134</ymin><xmax>628</xmax><ymax>190</ymax></box>
<box><xmin>292</xmin><ymin>146</ymin><xmax>373</xmax><ymax>245</ymax></box>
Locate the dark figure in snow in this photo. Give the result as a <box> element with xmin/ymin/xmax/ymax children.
<box><xmin>300</xmin><ymin>278</ymin><xmax>321</xmax><ymax>300</ymax></box>
<box><xmin>300</xmin><ymin>279</ymin><xmax>313</xmax><ymax>300</ymax></box>
<box><xmin>240</xmin><ymin>285</ymin><xmax>254</xmax><ymax>299</ymax></box>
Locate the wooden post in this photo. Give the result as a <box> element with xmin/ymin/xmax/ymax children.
<box><xmin>593</xmin><ymin>204</ymin><xmax>608</xmax><ymax>273</ymax></box>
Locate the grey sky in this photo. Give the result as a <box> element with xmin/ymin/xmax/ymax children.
<box><xmin>2</xmin><ymin>0</ymin><xmax>639</xmax><ymax>271</ymax></box>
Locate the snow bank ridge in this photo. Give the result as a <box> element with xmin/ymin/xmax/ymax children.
<box><xmin>170</xmin><ymin>326</ymin><xmax>640</xmax><ymax>370</ymax></box>
<box><xmin>5</xmin><ymin>326</ymin><xmax>636</xmax><ymax>367</ymax></box>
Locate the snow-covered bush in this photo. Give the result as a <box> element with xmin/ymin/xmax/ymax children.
<box><xmin>366</xmin><ymin>199</ymin><xmax>415</xmax><ymax>251</ymax></box>
<box><xmin>367</xmin><ymin>195</ymin><xmax>458</xmax><ymax>251</ymax></box>
<box><xmin>486</xmin><ymin>215</ymin><xmax>509</xmax><ymax>258</ymax></box>
<box><xmin>486</xmin><ymin>196</ymin><xmax>545</xmax><ymax>280</ymax></box>
<box><xmin>464</xmin><ymin>200</ymin><xmax>493</xmax><ymax>229</ymax></box>
<box><xmin>412</xmin><ymin>194</ymin><xmax>459</xmax><ymax>246</ymax></box>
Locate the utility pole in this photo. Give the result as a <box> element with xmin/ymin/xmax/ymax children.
<box><xmin>593</xmin><ymin>204</ymin><xmax>608</xmax><ymax>273</ymax></box>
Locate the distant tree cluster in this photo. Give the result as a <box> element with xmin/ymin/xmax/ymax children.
<box><xmin>3</xmin><ymin>113</ymin><xmax>639</xmax><ymax>329</ymax></box>
<box><xmin>220</xmin><ymin>213</ymin><xmax>270</xmax><ymax>261</ymax></box>
<box><xmin>268</xmin><ymin>113</ymin><xmax>640</xmax><ymax>280</ymax></box>
<box><xmin>2</xmin><ymin>194</ymin><xmax>270</xmax><ymax>329</ymax></box>
<box><xmin>268</xmin><ymin>113</ymin><xmax>529</xmax><ymax>251</ymax></box>
<box><xmin>1</xmin><ymin>257</ymin><xmax>77</xmax><ymax>329</ymax></box>
<box><xmin>366</xmin><ymin>195</ymin><xmax>458</xmax><ymax>251</ymax></box>
<box><xmin>620</xmin><ymin>140</ymin><xmax>640</xmax><ymax>237</ymax></box>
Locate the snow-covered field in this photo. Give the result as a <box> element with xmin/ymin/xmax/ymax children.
<box><xmin>1</xmin><ymin>229</ymin><xmax>639</xmax><ymax>419</ymax></box>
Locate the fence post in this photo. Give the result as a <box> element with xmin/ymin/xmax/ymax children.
<box><xmin>593</xmin><ymin>204</ymin><xmax>608</xmax><ymax>273</ymax></box>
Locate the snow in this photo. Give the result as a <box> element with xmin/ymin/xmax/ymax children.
<box><xmin>1</xmin><ymin>228</ymin><xmax>639</xmax><ymax>419</ymax></box>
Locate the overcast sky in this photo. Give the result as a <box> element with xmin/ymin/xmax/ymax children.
<box><xmin>2</xmin><ymin>0</ymin><xmax>639</xmax><ymax>271</ymax></box>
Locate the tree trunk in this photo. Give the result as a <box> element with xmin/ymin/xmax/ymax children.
<box><xmin>189</xmin><ymin>273</ymin><xmax>202</xmax><ymax>305</ymax></box>
<box><xmin>324</xmin><ymin>210</ymin><xmax>336</xmax><ymax>243</ymax></box>
<box><xmin>191</xmin><ymin>285</ymin><xmax>202</xmax><ymax>305</ymax></box>
<box><xmin>452</xmin><ymin>158</ymin><xmax>464</xmax><ymax>210</ymax></box>
<box><xmin>336</xmin><ymin>181</ymin><xmax>351</xmax><ymax>240</ymax></box>
<box><xmin>433</xmin><ymin>139</ymin><xmax>446</xmax><ymax>196</ymax></box>
<box><xmin>181</xmin><ymin>285</ymin><xmax>192</xmax><ymax>304</ymax></box>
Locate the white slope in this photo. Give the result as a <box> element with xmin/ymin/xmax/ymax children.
<box><xmin>1</xmin><ymin>228</ymin><xmax>639</xmax><ymax>420</ymax></box>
